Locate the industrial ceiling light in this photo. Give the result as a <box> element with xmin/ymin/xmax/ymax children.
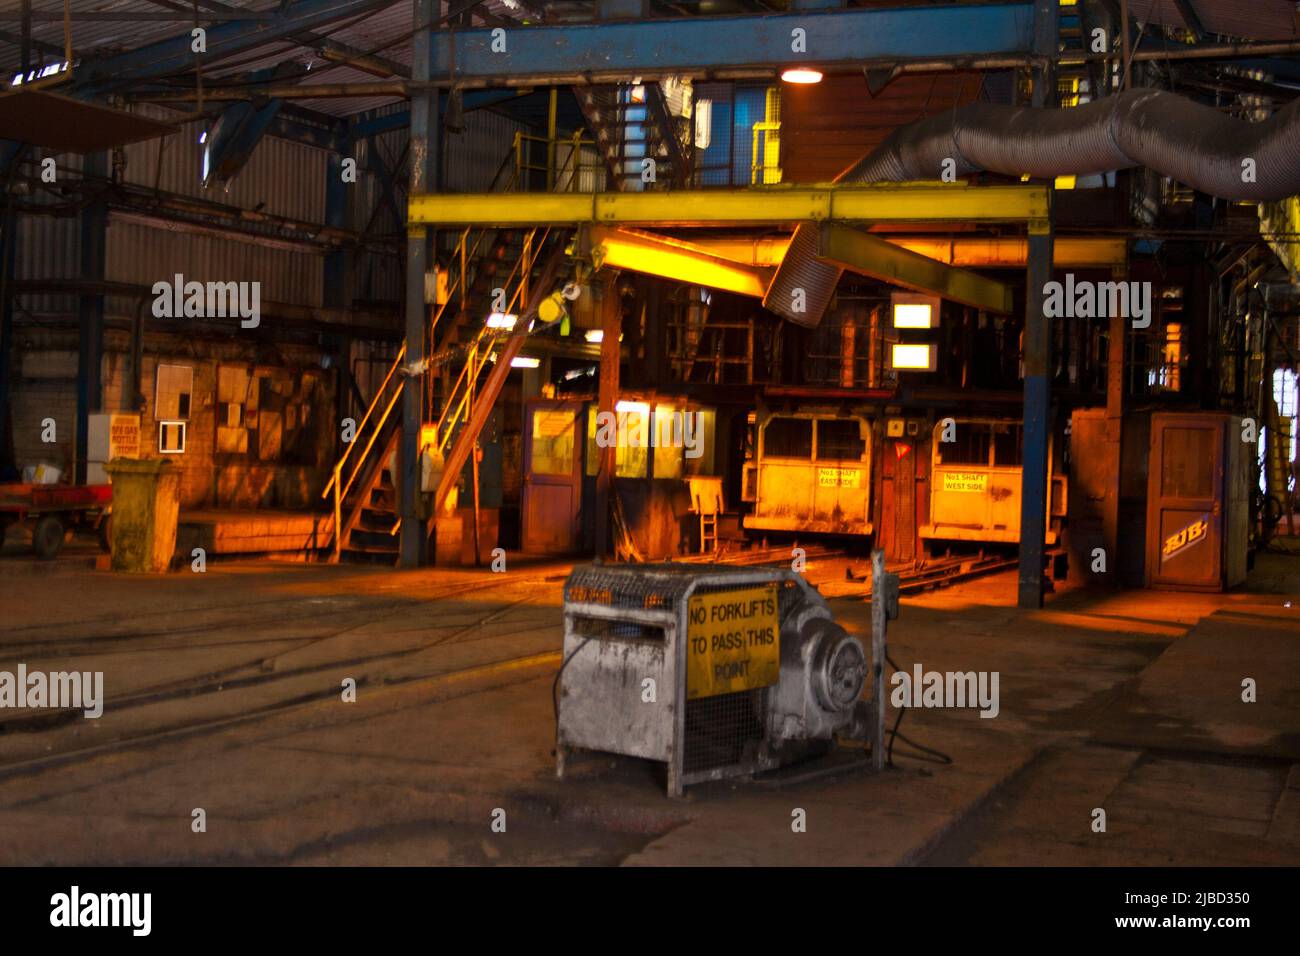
<box><xmin>891</xmin><ymin>292</ymin><xmax>941</xmax><ymax>329</ymax></box>
<box><xmin>781</xmin><ymin>68</ymin><xmax>823</xmax><ymax>84</ymax></box>
<box><xmin>486</xmin><ymin>312</ymin><xmax>518</xmax><ymax>330</ymax></box>
<box><xmin>585</xmin><ymin>330</ymin><xmax>603</xmax><ymax>343</ymax></box>
<box><xmin>510</xmin><ymin>356</ymin><xmax>540</xmax><ymax>369</ymax></box>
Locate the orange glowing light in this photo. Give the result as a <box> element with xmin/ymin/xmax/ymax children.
<box><xmin>780</xmin><ymin>68</ymin><xmax>823</xmax><ymax>84</ymax></box>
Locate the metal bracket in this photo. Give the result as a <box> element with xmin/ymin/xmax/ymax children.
<box><xmin>880</xmin><ymin>570</ymin><xmax>901</xmax><ymax>621</ymax></box>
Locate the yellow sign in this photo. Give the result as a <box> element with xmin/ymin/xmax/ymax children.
<box><xmin>686</xmin><ymin>585</ymin><xmax>780</xmax><ymax>699</ymax></box>
<box><xmin>1163</xmin><ymin>517</ymin><xmax>1208</xmax><ymax>560</ymax></box>
<box><xmin>942</xmin><ymin>471</ymin><xmax>988</xmax><ymax>493</ymax></box>
<box><xmin>109</xmin><ymin>414</ymin><xmax>141</xmax><ymax>459</ymax></box>
<box><xmin>817</xmin><ymin>467</ymin><xmax>861</xmax><ymax>488</ymax></box>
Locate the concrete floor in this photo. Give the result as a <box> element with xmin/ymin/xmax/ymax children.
<box><xmin>1</xmin><ymin>540</ymin><xmax>1298</xmax><ymax>866</ymax></box>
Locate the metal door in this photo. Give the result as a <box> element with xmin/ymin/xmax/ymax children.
<box><xmin>810</xmin><ymin>417</ymin><xmax>871</xmax><ymax>534</ymax></box>
<box><xmin>892</xmin><ymin>440</ymin><xmax>917</xmax><ymax>562</ymax></box>
<box><xmin>1147</xmin><ymin>413</ymin><xmax>1224</xmax><ymax>588</ymax></box>
<box><xmin>522</xmin><ymin>399</ymin><xmax>584</xmax><ymax>553</ymax></box>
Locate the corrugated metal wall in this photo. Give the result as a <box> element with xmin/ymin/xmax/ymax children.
<box><xmin>14</xmin><ymin>102</ymin><xmax>526</xmax><ymax>315</ymax></box>
<box><xmin>350</xmin><ymin>104</ymin><xmax>529</xmax><ymax>302</ymax></box>
<box><xmin>106</xmin><ymin>222</ymin><xmax>323</xmax><ymax>308</ymax></box>
<box><xmin>15</xmin><ymin>214</ymin><xmax>79</xmax><ymax>316</ymax></box>
<box><xmin>781</xmin><ymin>73</ymin><xmax>984</xmax><ymax>183</ymax></box>
<box><xmin>124</xmin><ymin>104</ymin><xmax>325</xmax><ymax>223</ymax></box>
<box><xmin>445</xmin><ymin>108</ymin><xmax>528</xmax><ymax>192</ymax></box>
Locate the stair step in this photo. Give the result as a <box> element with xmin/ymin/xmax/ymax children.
<box><xmin>348</xmin><ymin>528</ymin><xmax>399</xmax><ymax>550</ymax></box>
<box><xmin>339</xmin><ymin>547</ymin><xmax>399</xmax><ymax>565</ymax></box>
<box><xmin>355</xmin><ymin>510</ymin><xmax>397</xmax><ymax>532</ymax></box>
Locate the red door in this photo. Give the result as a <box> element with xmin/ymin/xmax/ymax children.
<box><xmin>522</xmin><ymin>399</ymin><xmax>584</xmax><ymax>553</ymax></box>
<box><xmin>1147</xmin><ymin>413</ymin><xmax>1224</xmax><ymax>588</ymax></box>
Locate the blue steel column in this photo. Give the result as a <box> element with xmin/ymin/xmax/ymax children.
<box><xmin>1019</xmin><ymin>221</ymin><xmax>1054</xmax><ymax>608</ymax></box>
<box><xmin>0</xmin><ymin>143</ymin><xmax>21</xmax><ymax>473</ymax></box>
<box><xmin>400</xmin><ymin>0</ymin><xmax>437</xmax><ymax>567</ymax></box>
<box><xmin>76</xmin><ymin>151</ymin><xmax>108</xmax><ymax>486</ymax></box>
<box><xmin>324</xmin><ymin>121</ymin><xmax>351</xmax><ymax>309</ymax></box>
<box><xmin>1017</xmin><ymin>0</ymin><xmax>1058</xmax><ymax>608</ymax></box>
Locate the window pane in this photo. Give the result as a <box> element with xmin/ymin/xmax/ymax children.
<box><xmin>991</xmin><ymin>423</ymin><xmax>1023</xmax><ymax>467</ymax></box>
<box><xmin>684</xmin><ymin>408</ymin><xmax>717</xmax><ymax>476</ymax></box>
<box><xmin>1161</xmin><ymin>427</ymin><xmax>1214</xmax><ymax>498</ymax></box>
<box><xmin>583</xmin><ymin>406</ymin><xmax>648</xmax><ymax>478</ymax></box>
<box><xmin>585</xmin><ymin>405</ymin><xmax>599</xmax><ymax>477</ymax></box>
<box><xmin>763</xmin><ymin>417</ymin><xmax>812</xmax><ymax>458</ymax></box>
<box><xmin>653</xmin><ymin>405</ymin><xmax>684</xmax><ymax>480</ymax></box>
<box><xmin>936</xmin><ymin>424</ymin><xmax>990</xmax><ymax>466</ymax></box>
<box><xmin>817</xmin><ymin>419</ymin><xmax>866</xmax><ymax>461</ymax></box>
<box><xmin>531</xmin><ymin>409</ymin><xmax>575</xmax><ymax>476</ymax></box>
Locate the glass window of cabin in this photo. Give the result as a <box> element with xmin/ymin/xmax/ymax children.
<box><xmin>683</xmin><ymin>408</ymin><xmax>717</xmax><ymax>476</ymax></box>
<box><xmin>652</xmin><ymin>404</ymin><xmax>684</xmax><ymax>480</ymax></box>
<box><xmin>763</xmin><ymin>417</ymin><xmax>813</xmax><ymax>458</ymax></box>
<box><xmin>816</xmin><ymin>418</ymin><xmax>866</xmax><ymax>462</ymax></box>
<box><xmin>991</xmin><ymin>422</ymin><xmax>1023</xmax><ymax>467</ymax></box>
<box><xmin>936</xmin><ymin>422</ymin><xmax>991</xmax><ymax>466</ymax></box>
<box><xmin>531</xmin><ymin>408</ymin><xmax>576</xmax><ymax>476</ymax></box>
<box><xmin>584</xmin><ymin>403</ymin><xmax>649</xmax><ymax>478</ymax></box>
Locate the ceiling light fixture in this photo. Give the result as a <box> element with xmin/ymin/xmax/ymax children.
<box><xmin>781</xmin><ymin>68</ymin><xmax>823</xmax><ymax>84</ymax></box>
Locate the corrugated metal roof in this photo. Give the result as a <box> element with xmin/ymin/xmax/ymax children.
<box><xmin>2</xmin><ymin>0</ymin><xmax>280</xmax><ymax>78</ymax></box>
<box><xmin>1</xmin><ymin>0</ymin><xmax>524</xmax><ymax>118</ymax></box>
<box><xmin>1126</xmin><ymin>0</ymin><xmax>1298</xmax><ymax>42</ymax></box>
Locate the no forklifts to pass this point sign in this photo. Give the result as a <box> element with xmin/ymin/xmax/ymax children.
<box><xmin>686</xmin><ymin>584</ymin><xmax>780</xmax><ymax>699</ymax></box>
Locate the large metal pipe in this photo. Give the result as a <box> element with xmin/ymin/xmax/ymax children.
<box><xmin>765</xmin><ymin>89</ymin><xmax>1300</xmax><ymax>326</ymax></box>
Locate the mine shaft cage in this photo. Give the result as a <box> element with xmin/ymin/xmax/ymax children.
<box><xmin>556</xmin><ymin>563</ymin><xmax>813</xmax><ymax>797</ymax></box>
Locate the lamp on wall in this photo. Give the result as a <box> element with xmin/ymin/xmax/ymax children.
<box><xmin>888</xmin><ymin>343</ymin><xmax>937</xmax><ymax>372</ymax></box>
<box><xmin>891</xmin><ymin>292</ymin><xmax>941</xmax><ymax>329</ymax></box>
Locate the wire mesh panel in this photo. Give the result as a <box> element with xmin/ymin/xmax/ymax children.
<box><xmin>683</xmin><ymin>687</ymin><xmax>768</xmax><ymax>775</ymax></box>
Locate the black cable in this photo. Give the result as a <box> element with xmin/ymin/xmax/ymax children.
<box><xmin>882</xmin><ymin>651</ymin><xmax>954</xmax><ymax>767</ymax></box>
<box><xmin>551</xmin><ymin>635</ymin><xmax>592</xmax><ymax>727</ymax></box>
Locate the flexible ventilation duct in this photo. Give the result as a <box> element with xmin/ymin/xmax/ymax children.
<box><xmin>764</xmin><ymin>89</ymin><xmax>1300</xmax><ymax>326</ymax></box>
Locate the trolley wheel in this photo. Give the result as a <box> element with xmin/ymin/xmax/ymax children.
<box><xmin>97</xmin><ymin>514</ymin><xmax>112</xmax><ymax>554</ymax></box>
<box><xmin>32</xmin><ymin>514</ymin><xmax>66</xmax><ymax>560</ymax></box>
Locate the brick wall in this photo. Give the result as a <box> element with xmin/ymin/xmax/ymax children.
<box><xmin>8</xmin><ymin>327</ymin><xmax>339</xmax><ymax>510</ymax></box>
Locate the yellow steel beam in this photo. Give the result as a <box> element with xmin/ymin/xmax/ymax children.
<box><xmin>587</xmin><ymin>226</ymin><xmax>772</xmax><ymax>298</ymax></box>
<box><xmin>817</xmin><ymin>222</ymin><xmax>1014</xmax><ymax>314</ymax></box>
<box><xmin>407</xmin><ymin>183</ymin><xmax>1049</xmax><ymax>227</ymax></box>
<box><xmin>893</xmin><ymin>236</ymin><xmax>1127</xmax><ymax>269</ymax></box>
<box><xmin>686</xmin><ymin>234</ymin><xmax>1126</xmax><ymax>269</ymax></box>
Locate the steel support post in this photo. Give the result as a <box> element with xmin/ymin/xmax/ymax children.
<box><xmin>1018</xmin><ymin>222</ymin><xmax>1055</xmax><ymax>608</ymax></box>
<box><xmin>399</xmin><ymin>0</ymin><xmax>437</xmax><ymax>567</ymax></box>
<box><xmin>75</xmin><ymin>152</ymin><xmax>108</xmax><ymax>486</ymax></box>
<box><xmin>870</xmin><ymin>550</ymin><xmax>887</xmax><ymax>770</ymax></box>
<box><xmin>1017</xmin><ymin>0</ymin><xmax>1058</xmax><ymax>608</ymax></box>
<box><xmin>594</xmin><ymin>271</ymin><xmax>621</xmax><ymax>557</ymax></box>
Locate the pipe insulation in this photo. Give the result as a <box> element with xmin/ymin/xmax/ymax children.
<box><xmin>764</xmin><ymin>89</ymin><xmax>1300</xmax><ymax>326</ymax></box>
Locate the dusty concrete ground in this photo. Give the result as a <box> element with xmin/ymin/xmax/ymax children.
<box><xmin>1</xmin><ymin>537</ymin><xmax>1298</xmax><ymax>866</ymax></box>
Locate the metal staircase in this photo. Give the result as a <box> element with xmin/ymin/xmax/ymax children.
<box><xmin>322</xmin><ymin>344</ymin><xmax>405</xmax><ymax>563</ymax></box>
<box><xmin>321</xmin><ymin>137</ymin><xmax>583</xmax><ymax>564</ymax></box>
<box><xmin>576</xmin><ymin>82</ymin><xmax>690</xmax><ymax>191</ymax></box>
<box><xmin>322</xmin><ymin>227</ymin><xmax>570</xmax><ymax>563</ymax></box>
